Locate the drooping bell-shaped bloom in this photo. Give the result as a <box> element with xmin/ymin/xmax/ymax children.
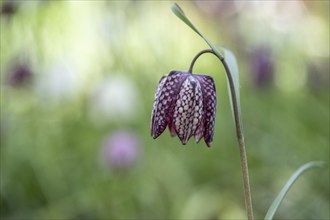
<box><xmin>151</xmin><ymin>70</ymin><xmax>216</xmax><ymax>147</ymax></box>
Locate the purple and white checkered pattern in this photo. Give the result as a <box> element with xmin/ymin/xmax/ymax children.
<box><xmin>151</xmin><ymin>70</ymin><xmax>216</xmax><ymax>147</ymax></box>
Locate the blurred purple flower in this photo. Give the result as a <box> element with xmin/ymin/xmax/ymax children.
<box><xmin>196</xmin><ymin>1</ymin><xmax>243</xmax><ymax>18</ymax></box>
<box><xmin>1</xmin><ymin>1</ymin><xmax>17</xmax><ymax>17</ymax></box>
<box><xmin>151</xmin><ymin>70</ymin><xmax>216</xmax><ymax>147</ymax></box>
<box><xmin>250</xmin><ymin>46</ymin><xmax>275</xmax><ymax>88</ymax></box>
<box><xmin>101</xmin><ymin>131</ymin><xmax>141</xmax><ymax>170</ymax></box>
<box><xmin>6</xmin><ymin>62</ymin><xmax>33</xmax><ymax>87</ymax></box>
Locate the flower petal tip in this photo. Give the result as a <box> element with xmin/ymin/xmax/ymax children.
<box><xmin>205</xmin><ymin>141</ymin><xmax>212</xmax><ymax>148</ymax></box>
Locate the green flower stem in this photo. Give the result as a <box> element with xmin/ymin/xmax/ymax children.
<box><xmin>189</xmin><ymin>49</ymin><xmax>254</xmax><ymax>220</ymax></box>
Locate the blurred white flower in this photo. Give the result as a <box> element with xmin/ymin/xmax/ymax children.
<box><xmin>37</xmin><ymin>61</ymin><xmax>80</xmax><ymax>102</ymax></box>
<box><xmin>89</xmin><ymin>75</ymin><xmax>140</xmax><ymax>124</ymax></box>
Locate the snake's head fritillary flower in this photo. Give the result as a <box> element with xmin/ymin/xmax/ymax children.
<box><xmin>151</xmin><ymin>70</ymin><xmax>216</xmax><ymax>147</ymax></box>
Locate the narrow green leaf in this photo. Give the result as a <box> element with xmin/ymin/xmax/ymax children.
<box><xmin>171</xmin><ymin>3</ymin><xmax>200</xmax><ymax>37</ymax></box>
<box><xmin>171</xmin><ymin>3</ymin><xmax>224</xmax><ymax>60</ymax></box>
<box><xmin>264</xmin><ymin>161</ymin><xmax>325</xmax><ymax>220</ymax></box>
<box><xmin>222</xmin><ymin>47</ymin><xmax>241</xmax><ymax>127</ymax></box>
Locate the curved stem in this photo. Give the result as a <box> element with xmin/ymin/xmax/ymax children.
<box><xmin>189</xmin><ymin>50</ymin><xmax>254</xmax><ymax>220</ymax></box>
<box><xmin>188</xmin><ymin>49</ymin><xmax>215</xmax><ymax>73</ymax></box>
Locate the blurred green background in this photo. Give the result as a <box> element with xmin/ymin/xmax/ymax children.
<box><xmin>0</xmin><ymin>1</ymin><xmax>329</xmax><ymax>219</ymax></box>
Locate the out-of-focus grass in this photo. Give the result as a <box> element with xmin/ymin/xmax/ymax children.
<box><xmin>0</xmin><ymin>1</ymin><xmax>329</xmax><ymax>219</ymax></box>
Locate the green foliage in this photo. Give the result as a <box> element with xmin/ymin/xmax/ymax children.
<box><xmin>265</xmin><ymin>161</ymin><xmax>325</xmax><ymax>220</ymax></box>
<box><xmin>222</xmin><ymin>47</ymin><xmax>242</xmax><ymax>127</ymax></box>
